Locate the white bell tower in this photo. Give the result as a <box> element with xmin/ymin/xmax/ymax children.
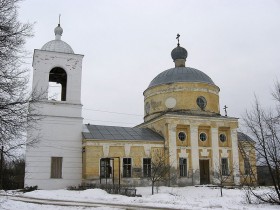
<box><xmin>25</xmin><ymin>22</ymin><xmax>84</xmax><ymax>189</ymax></box>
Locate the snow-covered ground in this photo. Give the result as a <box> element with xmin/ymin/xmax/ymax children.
<box><xmin>0</xmin><ymin>186</ymin><xmax>279</xmax><ymax>210</ymax></box>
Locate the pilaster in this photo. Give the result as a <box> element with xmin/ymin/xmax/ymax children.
<box><xmin>190</xmin><ymin>125</ymin><xmax>200</xmax><ymax>184</ymax></box>
<box><xmin>167</xmin><ymin>123</ymin><xmax>177</xmax><ymax>169</ymax></box>
<box><xmin>211</xmin><ymin>127</ymin><xmax>219</xmax><ymax>184</ymax></box>
<box><xmin>231</xmin><ymin>128</ymin><xmax>240</xmax><ymax>185</ymax></box>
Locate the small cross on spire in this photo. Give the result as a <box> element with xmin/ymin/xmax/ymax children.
<box><xmin>223</xmin><ymin>105</ymin><xmax>228</xmax><ymax>117</ymax></box>
<box><xmin>58</xmin><ymin>14</ymin><xmax>61</xmax><ymax>26</ymax></box>
<box><xmin>176</xmin><ymin>34</ymin><xmax>180</xmax><ymax>46</ymax></box>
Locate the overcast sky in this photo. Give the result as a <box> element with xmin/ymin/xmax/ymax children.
<box><xmin>19</xmin><ymin>0</ymin><xmax>280</xmax><ymax>128</ymax></box>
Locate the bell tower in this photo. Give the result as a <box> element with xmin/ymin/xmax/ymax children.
<box><xmin>25</xmin><ymin>21</ymin><xmax>84</xmax><ymax>189</ymax></box>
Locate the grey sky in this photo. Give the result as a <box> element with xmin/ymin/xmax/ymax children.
<box><xmin>19</xmin><ymin>0</ymin><xmax>280</xmax><ymax>127</ymax></box>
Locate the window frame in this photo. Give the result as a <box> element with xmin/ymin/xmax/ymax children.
<box><xmin>199</xmin><ymin>132</ymin><xmax>207</xmax><ymax>142</ymax></box>
<box><xmin>143</xmin><ymin>158</ymin><xmax>151</xmax><ymax>177</ymax></box>
<box><xmin>123</xmin><ymin>158</ymin><xmax>132</xmax><ymax>178</ymax></box>
<box><xmin>179</xmin><ymin>158</ymin><xmax>187</xmax><ymax>177</ymax></box>
<box><xmin>196</xmin><ymin>96</ymin><xmax>207</xmax><ymax>110</ymax></box>
<box><xmin>178</xmin><ymin>131</ymin><xmax>187</xmax><ymax>141</ymax></box>
<box><xmin>100</xmin><ymin>158</ymin><xmax>111</xmax><ymax>178</ymax></box>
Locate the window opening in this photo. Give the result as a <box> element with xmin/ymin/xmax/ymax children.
<box><xmin>244</xmin><ymin>158</ymin><xmax>250</xmax><ymax>175</ymax></box>
<box><xmin>123</xmin><ymin>158</ymin><xmax>132</xmax><ymax>177</ymax></box>
<box><xmin>48</xmin><ymin>82</ymin><xmax>62</xmax><ymax>100</ymax></box>
<box><xmin>178</xmin><ymin>132</ymin><xmax>186</xmax><ymax>141</ymax></box>
<box><xmin>196</xmin><ymin>96</ymin><xmax>207</xmax><ymax>110</ymax></box>
<box><xmin>219</xmin><ymin>134</ymin><xmax>227</xmax><ymax>143</ymax></box>
<box><xmin>200</xmin><ymin>132</ymin><xmax>207</xmax><ymax>141</ymax></box>
<box><xmin>48</xmin><ymin>67</ymin><xmax>67</xmax><ymax>101</ymax></box>
<box><xmin>221</xmin><ymin>158</ymin><xmax>229</xmax><ymax>176</ymax></box>
<box><xmin>179</xmin><ymin>158</ymin><xmax>187</xmax><ymax>177</ymax></box>
<box><xmin>143</xmin><ymin>158</ymin><xmax>151</xmax><ymax>177</ymax></box>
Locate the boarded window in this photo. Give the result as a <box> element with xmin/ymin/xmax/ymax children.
<box><xmin>179</xmin><ymin>158</ymin><xmax>187</xmax><ymax>177</ymax></box>
<box><xmin>221</xmin><ymin>158</ymin><xmax>229</xmax><ymax>176</ymax></box>
<box><xmin>123</xmin><ymin>158</ymin><xmax>132</xmax><ymax>178</ymax></box>
<box><xmin>51</xmin><ymin>157</ymin><xmax>62</xmax><ymax>178</ymax></box>
<box><xmin>143</xmin><ymin>158</ymin><xmax>151</xmax><ymax>177</ymax></box>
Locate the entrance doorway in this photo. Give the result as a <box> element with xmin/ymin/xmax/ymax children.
<box><xmin>199</xmin><ymin>159</ymin><xmax>210</xmax><ymax>184</ymax></box>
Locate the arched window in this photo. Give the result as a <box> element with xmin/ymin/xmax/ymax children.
<box><xmin>48</xmin><ymin>67</ymin><xmax>67</xmax><ymax>101</ymax></box>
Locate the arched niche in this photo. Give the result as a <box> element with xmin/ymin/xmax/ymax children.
<box><xmin>48</xmin><ymin>67</ymin><xmax>67</xmax><ymax>101</ymax></box>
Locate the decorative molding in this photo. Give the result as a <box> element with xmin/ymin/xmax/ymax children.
<box><xmin>221</xmin><ymin>148</ymin><xmax>229</xmax><ymax>158</ymax></box>
<box><xmin>200</xmin><ymin>148</ymin><xmax>209</xmax><ymax>157</ymax></box>
<box><xmin>179</xmin><ymin>147</ymin><xmax>189</xmax><ymax>158</ymax></box>
<box><xmin>103</xmin><ymin>144</ymin><xmax>109</xmax><ymax>157</ymax></box>
<box><xmin>125</xmin><ymin>144</ymin><xmax>130</xmax><ymax>157</ymax></box>
<box><xmin>145</xmin><ymin>86</ymin><xmax>219</xmax><ymax>98</ymax></box>
<box><xmin>144</xmin><ymin>145</ymin><xmax>151</xmax><ymax>156</ymax></box>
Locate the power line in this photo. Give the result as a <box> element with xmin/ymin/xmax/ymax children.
<box><xmin>83</xmin><ymin>107</ymin><xmax>143</xmax><ymax>117</ymax></box>
<box><xmin>83</xmin><ymin>118</ymin><xmax>140</xmax><ymax>125</ymax></box>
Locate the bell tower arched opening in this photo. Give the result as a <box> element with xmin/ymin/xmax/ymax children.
<box><xmin>48</xmin><ymin>67</ymin><xmax>67</xmax><ymax>101</ymax></box>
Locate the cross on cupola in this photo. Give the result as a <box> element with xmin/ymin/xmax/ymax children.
<box><xmin>176</xmin><ymin>33</ymin><xmax>180</xmax><ymax>46</ymax></box>
<box><xmin>223</xmin><ymin>105</ymin><xmax>228</xmax><ymax>117</ymax></box>
<box><xmin>171</xmin><ymin>34</ymin><xmax>188</xmax><ymax>67</ymax></box>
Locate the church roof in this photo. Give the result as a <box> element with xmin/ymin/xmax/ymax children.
<box><xmin>41</xmin><ymin>23</ymin><xmax>74</xmax><ymax>54</ymax></box>
<box><xmin>237</xmin><ymin>132</ymin><xmax>255</xmax><ymax>142</ymax></box>
<box><xmin>148</xmin><ymin>67</ymin><xmax>215</xmax><ymax>89</ymax></box>
<box><xmin>83</xmin><ymin>124</ymin><xmax>164</xmax><ymax>141</ymax></box>
<box><xmin>41</xmin><ymin>40</ymin><xmax>74</xmax><ymax>54</ymax></box>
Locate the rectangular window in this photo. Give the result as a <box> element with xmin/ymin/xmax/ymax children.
<box><xmin>51</xmin><ymin>157</ymin><xmax>62</xmax><ymax>178</ymax></box>
<box><xmin>100</xmin><ymin>158</ymin><xmax>111</xmax><ymax>178</ymax></box>
<box><xmin>221</xmin><ymin>158</ymin><xmax>229</xmax><ymax>176</ymax></box>
<box><xmin>179</xmin><ymin>158</ymin><xmax>187</xmax><ymax>177</ymax></box>
<box><xmin>143</xmin><ymin>158</ymin><xmax>151</xmax><ymax>177</ymax></box>
<box><xmin>123</xmin><ymin>158</ymin><xmax>132</xmax><ymax>178</ymax></box>
<box><xmin>244</xmin><ymin>158</ymin><xmax>250</xmax><ymax>175</ymax></box>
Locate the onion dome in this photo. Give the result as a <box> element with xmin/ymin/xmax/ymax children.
<box><xmin>147</xmin><ymin>35</ymin><xmax>215</xmax><ymax>89</ymax></box>
<box><xmin>171</xmin><ymin>45</ymin><xmax>188</xmax><ymax>61</ymax></box>
<box><xmin>54</xmin><ymin>24</ymin><xmax>63</xmax><ymax>37</ymax></box>
<box><xmin>41</xmin><ymin>23</ymin><xmax>74</xmax><ymax>54</ymax></box>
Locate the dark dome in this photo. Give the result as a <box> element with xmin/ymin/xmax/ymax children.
<box><xmin>171</xmin><ymin>45</ymin><xmax>188</xmax><ymax>61</ymax></box>
<box><xmin>148</xmin><ymin>67</ymin><xmax>215</xmax><ymax>89</ymax></box>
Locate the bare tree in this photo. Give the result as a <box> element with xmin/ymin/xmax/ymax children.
<box><xmin>243</xmin><ymin>81</ymin><xmax>280</xmax><ymax>204</ymax></box>
<box><xmin>213</xmin><ymin>160</ymin><xmax>235</xmax><ymax>197</ymax></box>
<box><xmin>147</xmin><ymin>149</ymin><xmax>171</xmax><ymax>195</ymax></box>
<box><xmin>0</xmin><ymin>0</ymin><xmax>42</xmax><ymax>188</ymax></box>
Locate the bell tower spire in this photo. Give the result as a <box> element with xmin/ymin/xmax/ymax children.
<box><xmin>55</xmin><ymin>14</ymin><xmax>63</xmax><ymax>40</ymax></box>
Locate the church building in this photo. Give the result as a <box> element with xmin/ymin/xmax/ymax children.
<box><xmin>25</xmin><ymin>24</ymin><xmax>257</xmax><ymax>190</ymax></box>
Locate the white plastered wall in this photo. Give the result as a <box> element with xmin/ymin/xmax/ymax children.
<box><xmin>25</xmin><ymin>49</ymin><xmax>84</xmax><ymax>189</ymax></box>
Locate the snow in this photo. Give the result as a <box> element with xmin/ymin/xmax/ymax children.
<box><xmin>0</xmin><ymin>186</ymin><xmax>279</xmax><ymax>210</ymax></box>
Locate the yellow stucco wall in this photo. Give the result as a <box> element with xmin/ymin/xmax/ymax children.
<box><xmin>83</xmin><ymin>140</ymin><xmax>164</xmax><ymax>180</ymax></box>
<box><xmin>144</xmin><ymin>82</ymin><xmax>220</xmax><ymax>121</ymax></box>
<box><xmin>238</xmin><ymin>141</ymin><xmax>257</xmax><ymax>185</ymax></box>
